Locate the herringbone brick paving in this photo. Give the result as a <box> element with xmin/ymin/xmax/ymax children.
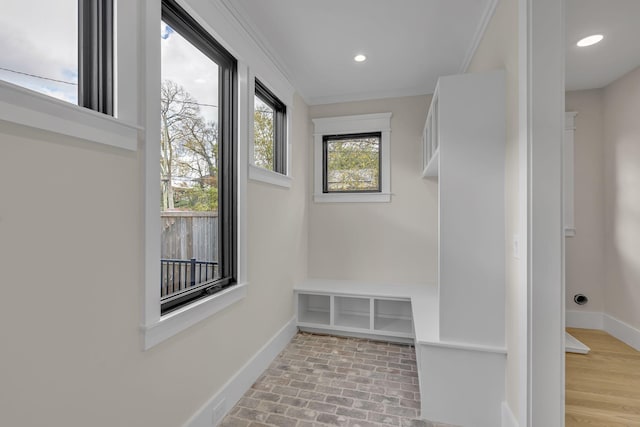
<box><xmin>221</xmin><ymin>332</ymin><xmax>455</xmax><ymax>427</ymax></box>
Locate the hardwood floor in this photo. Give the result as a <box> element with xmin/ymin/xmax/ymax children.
<box><xmin>566</xmin><ymin>328</ymin><xmax>640</xmax><ymax>426</ymax></box>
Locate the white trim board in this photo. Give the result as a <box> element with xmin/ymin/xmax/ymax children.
<box><xmin>565</xmin><ymin>310</ymin><xmax>640</xmax><ymax>352</ymax></box>
<box><xmin>182</xmin><ymin>317</ymin><xmax>297</xmax><ymax>427</ymax></box>
<box><xmin>604</xmin><ymin>314</ymin><xmax>640</xmax><ymax>352</ymax></box>
<box><xmin>566</xmin><ymin>310</ymin><xmax>604</xmax><ymax>330</ymax></box>
<box><xmin>520</xmin><ymin>0</ymin><xmax>566</xmax><ymax>425</ymax></box>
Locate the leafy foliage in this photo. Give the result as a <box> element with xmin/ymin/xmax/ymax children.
<box><xmin>326</xmin><ymin>136</ymin><xmax>380</xmax><ymax>191</ymax></box>
<box><xmin>160</xmin><ymin>80</ymin><xmax>218</xmax><ymax>211</ymax></box>
<box><xmin>253</xmin><ymin>96</ymin><xmax>274</xmax><ymax>170</ymax></box>
<box><xmin>174</xmin><ymin>185</ymin><xmax>218</xmax><ymax>211</ymax></box>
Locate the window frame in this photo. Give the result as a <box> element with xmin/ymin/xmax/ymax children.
<box><xmin>322</xmin><ymin>131</ymin><xmax>383</xmax><ymax>194</ymax></box>
<box><xmin>142</xmin><ymin>0</ymin><xmax>251</xmax><ymax>350</ymax></box>
<box><xmin>248</xmin><ymin>75</ymin><xmax>292</xmax><ymax>188</ymax></box>
<box><xmin>78</xmin><ymin>0</ymin><xmax>114</xmax><ymax>115</ymax></box>
<box><xmin>312</xmin><ymin>113</ymin><xmax>392</xmax><ymax>203</ymax></box>
<box><xmin>0</xmin><ymin>0</ymin><xmax>137</xmax><ymax>150</ymax></box>
<box><xmin>159</xmin><ymin>0</ymin><xmax>238</xmax><ymax>316</ymax></box>
<box><xmin>253</xmin><ymin>78</ymin><xmax>287</xmax><ymax>176</ymax></box>
<box><xmin>143</xmin><ymin>0</ymin><xmax>297</xmax><ymax>349</ymax></box>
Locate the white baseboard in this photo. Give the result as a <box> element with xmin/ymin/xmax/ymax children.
<box><xmin>501</xmin><ymin>401</ymin><xmax>518</xmax><ymax>427</ymax></box>
<box><xmin>604</xmin><ymin>313</ymin><xmax>640</xmax><ymax>351</ymax></box>
<box><xmin>566</xmin><ymin>310</ymin><xmax>603</xmax><ymax>329</ymax></box>
<box><xmin>182</xmin><ymin>317</ymin><xmax>298</xmax><ymax>427</ymax></box>
<box><xmin>566</xmin><ymin>310</ymin><xmax>640</xmax><ymax>352</ymax></box>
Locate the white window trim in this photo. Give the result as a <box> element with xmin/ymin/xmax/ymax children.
<box><xmin>249</xmin><ymin>164</ymin><xmax>292</xmax><ymax>188</ymax></box>
<box><xmin>0</xmin><ymin>1</ymin><xmax>140</xmax><ymax>151</ymax></box>
<box><xmin>564</xmin><ymin>111</ymin><xmax>577</xmax><ymax>237</ymax></box>
<box><xmin>312</xmin><ymin>113</ymin><xmax>392</xmax><ymax>203</ymax></box>
<box><xmin>248</xmin><ymin>72</ymin><xmax>294</xmax><ymax>188</ymax></box>
<box><xmin>141</xmin><ymin>0</ymin><xmax>249</xmax><ymax>350</ymax></box>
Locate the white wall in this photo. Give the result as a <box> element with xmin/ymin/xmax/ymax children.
<box><xmin>0</xmin><ymin>60</ymin><xmax>308</xmax><ymax>427</ymax></box>
<box><xmin>466</xmin><ymin>0</ymin><xmax>521</xmax><ymax>421</ymax></box>
<box><xmin>603</xmin><ymin>66</ymin><xmax>640</xmax><ymax>331</ymax></box>
<box><xmin>565</xmin><ymin>89</ymin><xmax>606</xmax><ymax>314</ymax></box>
<box><xmin>565</xmin><ymin>67</ymin><xmax>640</xmax><ymax>333</ymax></box>
<box><xmin>307</xmin><ymin>96</ymin><xmax>436</xmax><ymax>285</ymax></box>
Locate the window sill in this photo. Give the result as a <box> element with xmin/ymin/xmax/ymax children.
<box><xmin>249</xmin><ymin>164</ymin><xmax>292</xmax><ymax>188</ymax></box>
<box><xmin>0</xmin><ymin>81</ymin><xmax>140</xmax><ymax>151</ymax></box>
<box><xmin>313</xmin><ymin>192</ymin><xmax>392</xmax><ymax>203</ymax></box>
<box><xmin>142</xmin><ymin>282</ymin><xmax>248</xmax><ymax>350</ymax></box>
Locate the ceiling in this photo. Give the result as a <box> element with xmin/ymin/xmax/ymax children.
<box><xmin>227</xmin><ymin>0</ymin><xmax>495</xmax><ymax>105</ymax></box>
<box><xmin>225</xmin><ymin>0</ymin><xmax>640</xmax><ymax>104</ymax></box>
<box><xmin>566</xmin><ymin>0</ymin><xmax>640</xmax><ymax>91</ymax></box>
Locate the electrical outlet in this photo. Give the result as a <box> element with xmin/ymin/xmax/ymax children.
<box><xmin>212</xmin><ymin>399</ymin><xmax>225</xmax><ymax>426</ymax></box>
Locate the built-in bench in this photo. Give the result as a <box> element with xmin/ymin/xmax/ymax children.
<box><xmin>294</xmin><ymin>279</ymin><xmax>506</xmax><ymax>427</ymax></box>
<box><xmin>294</xmin><ymin>279</ymin><xmax>438</xmax><ymax>344</ymax></box>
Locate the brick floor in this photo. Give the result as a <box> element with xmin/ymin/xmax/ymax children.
<box><xmin>221</xmin><ymin>332</ymin><xmax>456</xmax><ymax>427</ymax></box>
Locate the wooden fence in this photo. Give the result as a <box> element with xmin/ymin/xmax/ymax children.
<box><xmin>161</xmin><ymin>211</ymin><xmax>218</xmax><ymax>262</ymax></box>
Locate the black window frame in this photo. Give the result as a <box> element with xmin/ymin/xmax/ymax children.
<box><xmin>254</xmin><ymin>79</ymin><xmax>287</xmax><ymax>175</ymax></box>
<box><xmin>78</xmin><ymin>0</ymin><xmax>114</xmax><ymax>115</ymax></box>
<box><xmin>322</xmin><ymin>132</ymin><xmax>383</xmax><ymax>194</ymax></box>
<box><xmin>160</xmin><ymin>0</ymin><xmax>237</xmax><ymax>315</ymax></box>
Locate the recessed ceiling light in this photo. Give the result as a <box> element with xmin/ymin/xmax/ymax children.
<box><xmin>577</xmin><ymin>34</ymin><xmax>604</xmax><ymax>47</ymax></box>
<box><xmin>354</xmin><ymin>54</ymin><xmax>367</xmax><ymax>62</ymax></box>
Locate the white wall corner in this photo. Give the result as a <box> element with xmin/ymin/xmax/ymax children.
<box><xmin>565</xmin><ymin>310</ymin><xmax>604</xmax><ymax>330</ymax></box>
<box><xmin>502</xmin><ymin>401</ymin><xmax>519</xmax><ymax>427</ymax></box>
<box><xmin>182</xmin><ymin>317</ymin><xmax>297</xmax><ymax>427</ymax></box>
<box><xmin>603</xmin><ymin>314</ymin><xmax>640</xmax><ymax>352</ymax></box>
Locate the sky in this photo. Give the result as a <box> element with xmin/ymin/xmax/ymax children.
<box><xmin>0</xmin><ymin>0</ymin><xmax>78</xmax><ymax>103</ymax></box>
<box><xmin>161</xmin><ymin>21</ymin><xmax>219</xmax><ymax>124</ymax></box>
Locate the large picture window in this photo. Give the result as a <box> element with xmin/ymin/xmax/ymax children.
<box><xmin>160</xmin><ymin>0</ymin><xmax>237</xmax><ymax>314</ymax></box>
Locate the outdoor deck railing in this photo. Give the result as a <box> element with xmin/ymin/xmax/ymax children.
<box><xmin>161</xmin><ymin>258</ymin><xmax>218</xmax><ymax>298</ymax></box>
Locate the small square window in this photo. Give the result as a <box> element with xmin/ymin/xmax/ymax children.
<box><xmin>322</xmin><ymin>132</ymin><xmax>381</xmax><ymax>193</ymax></box>
<box><xmin>254</xmin><ymin>79</ymin><xmax>287</xmax><ymax>175</ymax></box>
<box><xmin>312</xmin><ymin>113</ymin><xmax>391</xmax><ymax>203</ymax></box>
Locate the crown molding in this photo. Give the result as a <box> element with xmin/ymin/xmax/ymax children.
<box><xmin>217</xmin><ymin>0</ymin><xmax>309</xmax><ymax>102</ymax></box>
<box><xmin>459</xmin><ymin>0</ymin><xmax>499</xmax><ymax>73</ymax></box>
<box><xmin>307</xmin><ymin>85</ymin><xmax>432</xmax><ymax>106</ymax></box>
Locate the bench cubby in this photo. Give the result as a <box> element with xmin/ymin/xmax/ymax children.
<box><xmin>294</xmin><ymin>280</ymin><xmax>428</xmax><ymax>343</ymax></box>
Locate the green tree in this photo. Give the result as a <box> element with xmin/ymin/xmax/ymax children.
<box><xmin>326</xmin><ymin>136</ymin><xmax>380</xmax><ymax>191</ymax></box>
<box><xmin>161</xmin><ymin>80</ymin><xmax>219</xmax><ymax>211</ymax></box>
<box><xmin>253</xmin><ymin>98</ymin><xmax>274</xmax><ymax>170</ymax></box>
